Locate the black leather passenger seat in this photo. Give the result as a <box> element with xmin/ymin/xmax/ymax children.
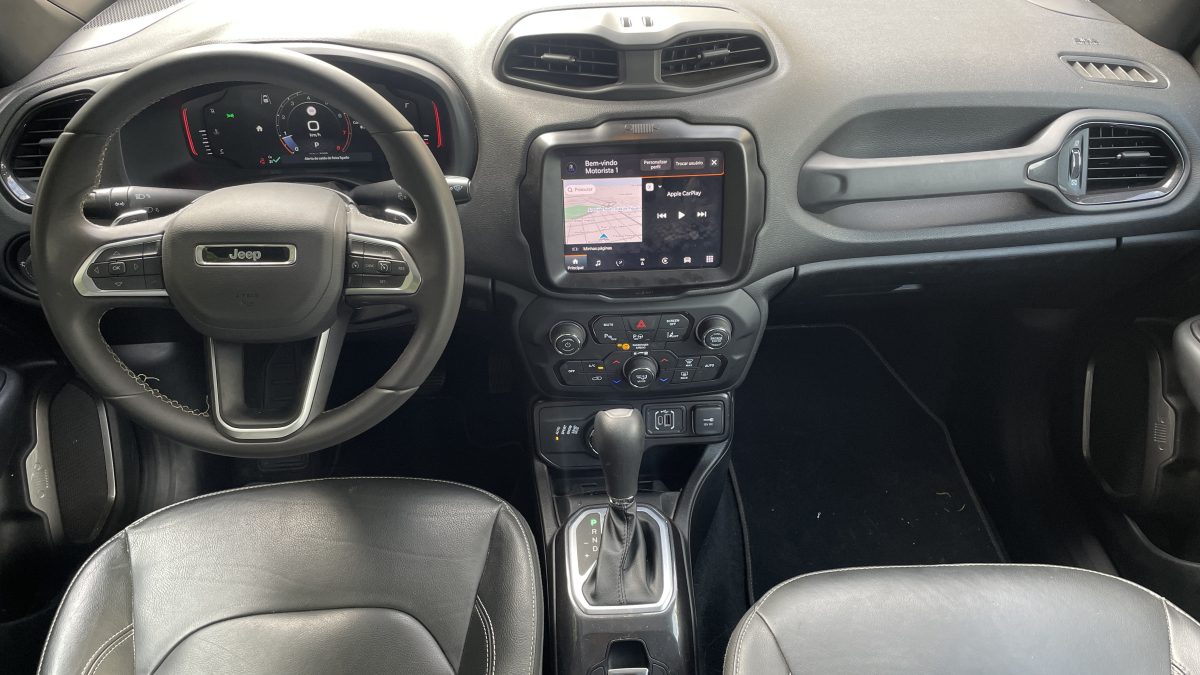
<box><xmin>38</xmin><ymin>478</ymin><xmax>542</xmax><ymax>675</ymax></box>
<box><xmin>725</xmin><ymin>564</ymin><xmax>1200</xmax><ymax>675</ymax></box>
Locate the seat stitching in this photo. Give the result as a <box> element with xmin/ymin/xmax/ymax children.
<box><xmin>475</xmin><ymin>598</ymin><xmax>495</xmax><ymax>675</ymax></box>
<box><xmin>80</xmin><ymin>623</ymin><xmax>132</xmax><ymax>675</ymax></box>
<box><xmin>121</xmin><ymin>476</ymin><xmax>510</xmax><ymax>532</ymax></box>
<box><xmin>731</xmin><ymin>577</ymin><xmax>792</xmax><ymax>675</ymax></box>
<box><xmin>757</xmin><ymin>609</ymin><xmax>797</xmax><ymax>675</ymax></box>
<box><xmin>45</xmin><ymin>478</ymin><xmax>538</xmax><ymax>675</ymax></box>
<box><xmin>751</xmin><ymin>562</ymin><xmax>1196</xmax><ymax>612</ymax></box>
<box><xmin>496</xmin><ymin>502</ymin><xmax>538</xmax><ymax>675</ymax></box>
<box><xmin>617</xmin><ymin>506</ymin><xmax>634</xmax><ymax>604</ymax></box>
<box><xmin>37</xmin><ymin>532</ymin><xmax>128</xmax><ymax>675</ymax></box>
<box><xmin>1165</xmin><ymin>598</ymin><xmax>1179</xmax><ymax>673</ymax></box>
<box><xmin>86</xmin><ymin>629</ymin><xmax>133</xmax><ymax>675</ymax></box>
<box><xmin>730</xmin><ymin>562</ymin><xmax>1189</xmax><ymax>675</ymax></box>
<box><xmin>150</xmin><ymin>605</ymin><xmax>454</xmax><ymax>673</ymax></box>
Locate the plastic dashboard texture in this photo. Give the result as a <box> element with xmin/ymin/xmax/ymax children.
<box><xmin>1</xmin><ymin>0</ymin><xmax>1200</xmax><ymax>306</ymax></box>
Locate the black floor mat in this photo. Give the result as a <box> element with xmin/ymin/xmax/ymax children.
<box><xmin>733</xmin><ymin>325</ymin><xmax>1004</xmax><ymax>598</ymax></box>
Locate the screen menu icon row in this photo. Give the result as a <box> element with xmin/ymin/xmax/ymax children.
<box><xmin>565</xmin><ymin>252</ymin><xmax>719</xmax><ymax>272</ymax></box>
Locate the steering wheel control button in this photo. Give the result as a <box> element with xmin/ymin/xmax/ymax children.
<box><xmin>97</xmin><ymin>243</ymin><xmax>147</xmax><ymax>262</ymax></box>
<box><xmin>344</xmin><ymin>234</ymin><xmax>422</xmax><ymax>297</ymax></box>
<box><xmin>590</xmin><ymin>316</ymin><xmax>627</xmax><ymax>343</ymax></box>
<box><xmin>692</xmin><ymin>404</ymin><xmax>725</xmax><ymax>436</ymax></box>
<box><xmin>696</xmin><ymin>315</ymin><xmax>733</xmax><ymax>350</ymax></box>
<box><xmin>551</xmin><ymin>321</ymin><xmax>587</xmax><ymax>356</ymax></box>
<box><xmin>624</xmin><ymin>355</ymin><xmax>658</xmax><ymax>389</ymax></box>
<box><xmin>645</xmin><ymin>406</ymin><xmax>686</xmax><ymax>436</ymax></box>
<box><xmin>94</xmin><ymin>275</ymin><xmax>145</xmax><ymax>291</ymax></box>
<box><xmin>76</xmin><ymin>235</ymin><xmax>168</xmax><ymax>296</ymax></box>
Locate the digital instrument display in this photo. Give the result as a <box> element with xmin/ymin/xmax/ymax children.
<box><xmin>560</xmin><ymin>151</ymin><xmax>724</xmax><ymax>272</ymax></box>
<box><xmin>178</xmin><ymin>84</ymin><xmax>446</xmax><ymax>170</ymax></box>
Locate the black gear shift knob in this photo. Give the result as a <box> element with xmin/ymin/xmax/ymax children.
<box><xmin>591</xmin><ymin>408</ymin><xmax>646</xmax><ymax>502</ymax></box>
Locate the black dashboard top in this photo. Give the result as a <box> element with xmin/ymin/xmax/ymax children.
<box><xmin>1</xmin><ymin>0</ymin><xmax>1199</xmax><ymax>303</ymax></box>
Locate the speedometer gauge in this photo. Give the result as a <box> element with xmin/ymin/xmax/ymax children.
<box><xmin>274</xmin><ymin>91</ymin><xmax>353</xmax><ymax>158</ymax></box>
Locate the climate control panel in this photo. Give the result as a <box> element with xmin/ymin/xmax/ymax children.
<box><xmin>518</xmin><ymin>291</ymin><xmax>762</xmax><ymax>398</ymax></box>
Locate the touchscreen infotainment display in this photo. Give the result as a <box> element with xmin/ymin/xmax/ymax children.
<box><xmin>560</xmin><ymin>151</ymin><xmax>724</xmax><ymax>272</ymax></box>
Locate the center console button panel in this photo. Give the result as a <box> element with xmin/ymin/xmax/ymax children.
<box><xmin>536</xmin><ymin>396</ymin><xmax>730</xmax><ymax>469</ymax></box>
<box><xmin>519</xmin><ymin>289</ymin><xmax>762</xmax><ymax>398</ymax></box>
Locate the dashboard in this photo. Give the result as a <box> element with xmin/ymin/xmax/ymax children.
<box><xmin>0</xmin><ymin>0</ymin><xmax>1198</xmax><ymax>332</ymax></box>
<box><xmin>118</xmin><ymin>73</ymin><xmax>455</xmax><ymax>192</ymax></box>
<box><xmin>177</xmin><ymin>84</ymin><xmax>444</xmax><ymax>170</ymax></box>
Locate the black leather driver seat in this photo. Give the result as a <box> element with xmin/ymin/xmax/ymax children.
<box><xmin>38</xmin><ymin>478</ymin><xmax>542</xmax><ymax>675</ymax></box>
<box><xmin>726</xmin><ymin>564</ymin><xmax>1200</xmax><ymax>674</ymax></box>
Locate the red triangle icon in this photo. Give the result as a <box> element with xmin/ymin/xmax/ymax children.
<box><xmin>635</xmin><ymin>319</ymin><xmax>647</xmax><ymax>329</ymax></box>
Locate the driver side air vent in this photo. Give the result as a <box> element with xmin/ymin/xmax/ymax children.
<box><xmin>501</xmin><ymin>36</ymin><xmax>620</xmax><ymax>89</ymax></box>
<box><xmin>1085</xmin><ymin>124</ymin><xmax>1177</xmax><ymax>194</ymax></box>
<box><xmin>2</xmin><ymin>93</ymin><xmax>91</xmax><ymax>208</ymax></box>
<box><xmin>659</xmin><ymin>33</ymin><xmax>771</xmax><ymax>86</ymax></box>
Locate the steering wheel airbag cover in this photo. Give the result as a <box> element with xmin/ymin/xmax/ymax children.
<box><xmin>31</xmin><ymin>45</ymin><xmax>464</xmax><ymax>457</ymax></box>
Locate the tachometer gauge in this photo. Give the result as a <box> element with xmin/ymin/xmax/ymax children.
<box><xmin>274</xmin><ymin>91</ymin><xmax>353</xmax><ymax>158</ymax></box>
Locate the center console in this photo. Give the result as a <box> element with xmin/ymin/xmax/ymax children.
<box><xmin>512</xmin><ymin>119</ymin><xmax>768</xmax><ymax>675</ymax></box>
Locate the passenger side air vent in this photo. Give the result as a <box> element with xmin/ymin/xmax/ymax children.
<box><xmin>659</xmin><ymin>33</ymin><xmax>771</xmax><ymax>86</ymax></box>
<box><xmin>501</xmin><ymin>36</ymin><xmax>620</xmax><ymax>89</ymax></box>
<box><xmin>1063</xmin><ymin>57</ymin><xmax>1163</xmax><ymax>88</ymax></box>
<box><xmin>2</xmin><ymin>93</ymin><xmax>91</xmax><ymax>207</ymax></box>
<box><xmin>1085</xmin><ymin>124</ymin><xmax>1177</xmax><ymax>194</ymax></box>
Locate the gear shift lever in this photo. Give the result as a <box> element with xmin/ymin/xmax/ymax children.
<box><xmin>591</xmin><ymin>408</ymin><xmax>646</xmax><ymax>504</ymax></box>
<box><xmin>585</xmin><ymin>408</ymin><xmax>661</xmax><ymax>606</ymax></box>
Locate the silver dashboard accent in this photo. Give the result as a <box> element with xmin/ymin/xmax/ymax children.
<box><xmin>194</xmin><ymin>243</ymin><xmax>297</xmax><ymax>266</ymax></box>
<box><xmin>565</xmin><ymin>505</ymin><xmax>676</xmax><ymax>615</ymax></box>
<box><xmin>24</xmin><ymin>396</ymin><xmax>63</xmax><ymax>542</ymax></box>
<box><xmin>207</xmin><ymin>328</ymin><xmax>331</xmax><ymax>441</ymax></box>
<box><xmin>383</xmin><ymin>208</ymin><xmax>415</xmax><ymax>225</ymax></box>
<box><xmin>73</xmin><ymin>234</ymin><xmax>168</xmax><ymax>298</ymax></box>
<box><xmin>345</xmin><ymin>233</ymin><xmax>423</xmax><ymax>296</ymax></box>
<box><xmin>111</xmin><ymin>209</ymin><xmax>149</xmax><ymax>226</ymax></box>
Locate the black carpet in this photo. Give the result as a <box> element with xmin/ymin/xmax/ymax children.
<box><xmin>733</xmin><ymin>325</ymin><xmax>1004</xmax><ymax>598</ymax></box>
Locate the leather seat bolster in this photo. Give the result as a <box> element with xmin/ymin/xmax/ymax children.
<box><xmin>38</xmin><ymin>478</ymin><xmax>543</xmax><ymax>675</ymax></box>
<box><xmin>39</xmin><ymin>533</ymin><xmax>134</xmax><ymax>675</ymax></box>
<box><xmin>460</xmin><ymin>499</ymin><xmax>543</xmax><ymax>675</ymax></box>
<box><xmin>726</xmin><ymin>564</ymin><xmax>1200</xmax><ymax>675</ymax></box>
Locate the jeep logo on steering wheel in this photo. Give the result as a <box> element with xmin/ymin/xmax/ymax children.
<box><xmin>194</xmin><ymin>244</ymin><xmax>297</xmax><ymax>266</ymax></box>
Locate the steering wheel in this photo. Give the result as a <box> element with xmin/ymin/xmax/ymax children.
<box><xmin>30</xmin><ymin>45</ymin><xmax>463</xmax><ymax>457</ymax></box>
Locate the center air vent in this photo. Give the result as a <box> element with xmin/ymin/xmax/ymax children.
<box><xmin>501</xmin><ymin>36</ymin><xmax>620</xmax><ymax>89</ymax></box>
<box><xmin>2</xmin><ymin>93</ymin><xmax>91</xmax><ymax>207</ymax></box>
<box><xmin>1085</xmin><ymin>124</ymin><xmax>1177</xmax><ymax>194</ymax></box>
<box><xmin>659</xmin><ymin>33</ymin><xmax>771</xmax><ymax>86</ymax></box>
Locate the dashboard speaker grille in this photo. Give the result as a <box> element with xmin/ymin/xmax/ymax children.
<box><xmin>4</xmin><ymin>93</ymin><xmax>91</xmax><ymax>203</ymax></box>
<box><xmin>84</xmin><ymin>0</ymin><xmax>187</xmax><ymax>28</ymax></box>
<box><xmin>502</xmin><ymin>36</ymin><xmax>620</xmax><ymax>89</ymax></box>
<box><xmin>1085</xmin><ymin>124</ymin><xmax>1176</xmax><ymax>193</ymax></box>
<box><xmin>48</xmin><ymin>383</ymin><xmax>112</xmax><ymax>544</ymax></box>
<box><xmin>659</xmin><ymin>33</ymin><xmax>770</xmax><ymax>86</ymax></box>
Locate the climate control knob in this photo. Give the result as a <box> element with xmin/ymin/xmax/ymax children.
<box><xmin>696</xmin><ymin>315</ymin><xmax>733</xmax><ymax>350</ymax></box>
<box><xmin>623</xmin><ymin>355</ymin><xmax>658</xmax><ymax>389</ymax></box>
<box><xmin>550</xmin><ymin>321</ymin><xmax>587</xmax><ymax>356</ymax></box>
